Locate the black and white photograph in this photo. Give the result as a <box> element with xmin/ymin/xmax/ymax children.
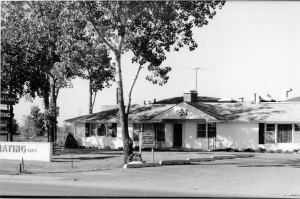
<box><xmin>1</xmin><ymin>0</ymin><xmax>300</xmax><ymax>198</ymax></box>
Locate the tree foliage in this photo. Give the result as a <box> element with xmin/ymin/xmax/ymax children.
<box><xmin>2</xmin><ymin>1</ymin><xmax>73</xmax><ymax>142</ymax></box>
<box><xmin>29</xmin><ymin>105</ymin><xmax>46</xmax><ymax>136</ymax></box>
<box><xmin>62</xmin><ymin>1</ymin><xmax>225</xmax><ymax>163</ymax></box>
<box><xmin>57</xmin><ymin>13</ymin><xmax>115</xmax><ymax>113</ymax></box>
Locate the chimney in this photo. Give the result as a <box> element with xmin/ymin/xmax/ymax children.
<box><xmin>153</xmin><ymin>99</ymin><xmax>156</xmax><ymax>104</ymax></box>
<box><xmin>253</xmin><ymin>93</ymin><xmax>256</xmax><ymax>103</ymax></box>
<box><xmin>183</xmin><ymin>90</ymin><xmax>198</xmax><ymax>103</ymax></box>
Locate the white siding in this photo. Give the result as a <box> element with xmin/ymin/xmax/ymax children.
<box><xmin>165</xmin><ymin>123</ymin><xmax>173</xmax><ymax>148</ymax></box>
<box><xmin>73</xmin><ymin>122</ymin><xmax>124</xmax><ymax>149</ymax></box>
<box><xmin>184</xmin><ymin>122</ymin><xmax>208</xmax><ymax>149</ymax></box>
<box><xmin>217</xmin><ymin>123</ymin><xmax>259</xmax><ymax>149</ymax></box>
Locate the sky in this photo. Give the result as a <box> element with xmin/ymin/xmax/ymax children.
<box><xmin>13</xmin><ymin>1</ymin><xmax>300</xmax><ymax>126</ymax></box>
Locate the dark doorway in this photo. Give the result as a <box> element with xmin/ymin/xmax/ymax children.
<box><xmin>173</xmin><ymin>123</ymin><xmax>182</xmax><ymax>147</ymax></box>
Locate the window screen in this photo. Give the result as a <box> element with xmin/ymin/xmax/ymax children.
<box><xmin>155</xmin><ymin>123</ymin><xmax>165</xmax><ymax>142</ymax></box>
<box><xmin>265</xmin><ymin>124</ymin><xmax>275</xmax><ymax>144</ymax></box>
<box><xmin>85</xmin><ymin>123</ymin><xmax>90</xmax><ymax>137</ymax></box>
<box><xmin>197</xmin><ymin>124</ymin><xmax>206</xmax><ymax>138</ymax></box>
<box><xmin>106</xmin><ymin>123</ymin><xmax>117</xmax><ymax>137</ymax></box>
<box><xmin>97</xmin><ymin>124</ymin><xmax>106</xmax><ymax>136</ymax></box>
<box><xmin>277</xmin><ymin>124</ymin><xmax>292</xmax><ymax>143</ymax></box>
<box><xmin>208</xmin><ymin>123</ymin><xmax>216</xmax><ymax>138</ymax></box>
<box><xmin>91</xmin><ymin>124</ymin><xmax>97</xmax><ymax>136</ymax></box>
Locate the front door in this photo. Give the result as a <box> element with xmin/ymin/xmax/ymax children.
<box><xmin>173</xmin><ymin>123</ymin><xmax>182</xmax><ymax>147</ymax></box>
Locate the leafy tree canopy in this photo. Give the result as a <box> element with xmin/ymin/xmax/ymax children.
<box><xmin>73</xmin><ymin>1</ymin><xmax>225</xmax><ymax>85</ymax></box>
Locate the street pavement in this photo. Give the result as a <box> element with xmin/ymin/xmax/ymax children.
<box><xmin>1</xmin><ymin>155</ymin><xmax>300</xmax><ymax>198</ymax></box>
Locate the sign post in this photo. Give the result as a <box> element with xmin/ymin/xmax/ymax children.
<box><xmin>1</xmin><ymin>93</ymin><xmax>17</xmax><ymax>141</ymax></box>
<box><xmin>141</xmin><ymin>132</ymin><xmax>155</xmax><ymax>163</ymax></box>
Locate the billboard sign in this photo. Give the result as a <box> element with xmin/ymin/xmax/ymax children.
<box><xmin>0</xmin><ymin>142</ymin><xmax>52</xmax><ymax>162</ymax></box>
<box><xmin>0</xmin><ymin>110</ymin><xmax>10</xmax><ymax>119</ymax></box>
<box><xmin>1</xmin><ymin>93</ymin><xmax>17</xmax><ymax>105</ymax></box>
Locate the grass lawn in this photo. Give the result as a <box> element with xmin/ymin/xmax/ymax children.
<box><xmin>1</xmin><ymin>148</ymin><xmax>299</xmax><ymax>175</ymax></box>
<box><xmin>0</xmin><ymin>149</ymin><xmax>125</xmax><ymax>175</ymax></box>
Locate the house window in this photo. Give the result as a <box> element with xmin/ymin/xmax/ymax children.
<box><xmin>197</xmin><ymin>124</ymin><xmax>206</xmax><ymax>138</ymax></box>
<box><xmin>143</xmin><ymin>123</ymin><xmax>154</xmax><ymax>132</ymax></box>
<box><xmin>295</xmin><ymin>124</ymin><xmax>300</xmax><ymax>131</ymax></box>
<box><xmin>107</xmin><ymin>123</ymin><xmax>117</xmax><ymax>137</ymax></box>
<box><xmin>133</xmin><ymin>123</ymin><xmax>141</xmax><ymax>141</ymax></box>
<box><xmin>85</xmin><ymin>123</ymin><xmax>91</xmax><ymax>137</ymax></box>
<box><xmin>91</xmin><ymin>124</ymin><xmax>97</xmax><ymax>136</ymax></box>
<box><xmin>265</xmin><ymin>124</ymin><xmax>275</xmax><ymax>143</ymax></box>
<box><xmin>97</xmin><ymin>123</ymin><xmax>117</xmax><ymax>137</ymax></box>
<box><xmin>260</xmin><ymin>123</ymin><xmax>299</xmax><ymax>144</ymax></box>
<box><xmin>277</xmin><ymin>124</ymin><xmax>292</xmax><ymax>143</ymax></box>
<box><xmin>208</xmin><ymin>123</ymin><xmax>216</xmax><ymax>138</ymax></box>
<box><xmin>97</xmin><ymin>124</ymin><xmax>106</xmax><ymax>136</ymax></box>
<box><xmin>155</xmin><ymin>123</ymin><xmax>165</xmax><ymax>142</ymax></box>
<box><xmin>294</xmin><ymin>124</ymin><xmax>300</xmax><ymax>143</ymax></box>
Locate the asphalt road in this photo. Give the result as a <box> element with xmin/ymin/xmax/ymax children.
<box><xmin>1</xmin><ymin>156</ymin><xmax>300</xmax><ymax>198</ymax></box>
<box><xmin>0</xmin><ymin>180</ymin><xmax>206</xmax><ymax>197</ymax></box>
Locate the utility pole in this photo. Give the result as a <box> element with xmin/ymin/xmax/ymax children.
<box><xmin>195</xmin><ymin>67</ymin><xmax>201</xmax><ymax>91</ymax></box>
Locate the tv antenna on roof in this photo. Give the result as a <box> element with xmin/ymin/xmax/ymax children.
<box><xmin>187</xmin><ymin>67</ymin><xmax>205</xmax><ymax>91</ymax></box>
<box><xmin>194</xmin><ymin>67</ymin><xmax>202</xmax><ymax>91</ymax></box>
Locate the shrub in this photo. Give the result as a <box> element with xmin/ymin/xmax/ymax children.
<box><xmin>267</xmin><ymin>149</ymin><xmax>275</xmax><ymax>153</ymax></box>
<box><xmin>257</xmin><ymin>147</ymin><xmax>266</xmax><ymax>153</ymax></box>
<box><xmin>242</xmin><ymin>148</ymin><xmax>255</xmax><ymax>152</ymax></box>
<box><xmin>293</xmin><ymin>149</ymin><xmax>300</xmax><ymax>154</ymax></box>
<box><xmin>275</xmin><ymin>149</ymin><xmax>283</xmax><ymax>153</ymax></box>
<box><xmin>64</xmin><ymin>133</ymin><xmax>78</xmax><ymax>148</ymax></box>
<box><xmin>104</xmin><ymin>146</ymin><xmax>111</xmax><ymax>150</ymax></box>
<box><xmin>232</xmin><ymin>148</ymin><xmax>240</xmax><ymax>152</ymax></box>
<box><xmin>283</xmin><ymin>150</ymin><xmax>292</xmax><ymax>154</ymax></box>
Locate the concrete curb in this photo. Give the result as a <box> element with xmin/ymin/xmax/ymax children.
<box><xmin>123</xmin><ymin>163</ymin><xmax>161</xmax><ymax>168</ymax></box>
<box><xmin>123</xmin><ymin>154</ymin><xmax>255</xmax><ymax>169</ymax></box>
<box><xmin>211</xmin><ymin>155</ymin><xmax>236</xmax><ymax>160</ymax></box>
<box><xmin>159</xmin><ymin>160</ymin><xmax>191</xmax><ymax>165</ymax></box>
<box><xmin>187</xmin><ymin>157</ymin><xmax>215</xmax><ymax>162</ymax></box>
<box><xmin>233</xmin><ymin>154</ymin><xmax>255</xmax><ymax>158</ymax></box>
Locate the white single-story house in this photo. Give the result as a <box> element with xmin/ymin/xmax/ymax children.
<box><xmin>65</xmin><ymin>91</ymin><xmax>300</xmax><ymax>151</ymax></box>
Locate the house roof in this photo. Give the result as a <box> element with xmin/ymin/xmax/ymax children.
<box><xmin>152</xmin><ymin>102</ymin><xmax>225</xmax><ymax>122</ymax></box>
<box><xmin>65</xmin><ymin>104</ymin><xmax>175</xmax><ymax>123</ymax></box>
<box><xmin>208</xmin><ymin>102</ymin><xmax>300</xmax><ymax>122</ymax></box>
<box><xmin>285</xmin><ymin>96</ymin><xmax>300</xmax><ymax>102</ymax></box>
<box><xmin>155</xmin><ymin>96</ymin><xmax>220</xmax><ymax>104</ymax></box>
<box><xmin>65</xmin><ymin>101</ymin><xmax>300</xmax><ymax>124</ymax></box>
<box><xmin>64</xmin><ymin>108</ymin><xmax>120</xmax><ymax>123</ymax></box>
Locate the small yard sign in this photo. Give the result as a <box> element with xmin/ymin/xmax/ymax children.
<box><xmin>142</xmin><ymin>132</ymin><xmax>155</xmax><ymax>148</ymax></box>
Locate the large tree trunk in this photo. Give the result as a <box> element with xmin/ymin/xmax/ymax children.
<box><xmin>9</xmin><ymin>104</ymin><xmax>13</xmax><ymax>142</ymax></box>
<box><xmin>43</xmin><ymin>91</ymin><xmax>50</xmax><ymax>142</ymax></box>
<box><xmin>116</xmin><ymin>53</ymin><xmax>133</xmax><ymax>164</ymax></box>
<box><xmin>89</xmin><ymin>78</ymin><xmax>93</xmax><ymax>114</ymax></box>
<box><xmin>49</xmin><ymin>75</ymin><xmax>56</xmax><ymax>143</ymax></box>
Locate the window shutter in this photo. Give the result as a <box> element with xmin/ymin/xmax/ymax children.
<box><xmin>259</xmin><ymin>123</ymin><xmax>265</xmax><ymax>144</ymax></box>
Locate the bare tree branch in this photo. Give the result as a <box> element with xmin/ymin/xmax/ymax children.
<box><xmin>86</xmin><ymin>13</ymin><xmax>118</xmax><ymax>54</ymax></box>
<box><xmin>126</xmin><ymin>64</ymin><xmax>143</xmax><ymax>114</ymax></box>
<box><xmin>92</xmin><ymin>91</ymin><xmax>97</xmax><ymax>111</ymax></box>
